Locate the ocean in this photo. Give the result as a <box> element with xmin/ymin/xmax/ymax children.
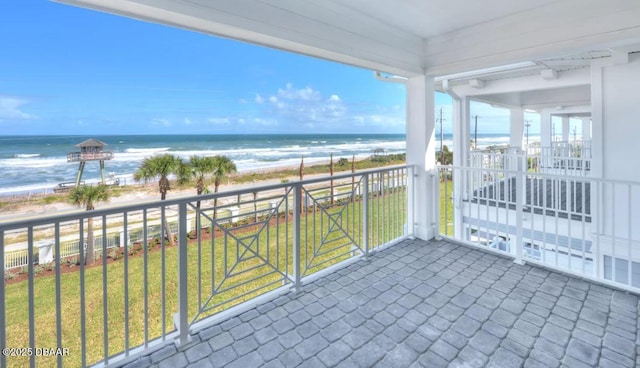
<box><xmin>0</xmin><ymin>133</ymin><xmax>512</xmax><ymax>196</ymax></box>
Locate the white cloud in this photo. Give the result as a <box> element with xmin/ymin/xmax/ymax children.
<box><xmin>184</xmin><ymin>118</ymin><xmax>192</xmax><ymax>125</ymax></box>
<box><xmin>260</xmin><ymin>83</ymin><xmax>348</xmax><ymax>124</ymax></box>
<box><xmin>239</xmin><ymin>83</ymin><xmax>408</xmax><ymax>132</ymax></box>
<box><xmin>0</xmin><ymin>96</ymin><xmax>37</xmax><ymax>121</ymax></box>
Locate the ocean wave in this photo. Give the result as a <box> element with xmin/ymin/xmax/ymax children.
<box><xmin>14</xmin><ymin>153</ymin><xmax>41</xmax><ymax>158</ymax></box>
<box><xmin>124</xmin><ymin>147</ymin><xmax>170</xmax><ymax>153</ymax></box>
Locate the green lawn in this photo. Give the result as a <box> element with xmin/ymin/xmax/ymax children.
<box><xmin>4</xmin><ymin>188</ymin><xmax>406</xmax><ymax>367</ymax></box>
<box><xmin>439</xmin><ymin>178</ymin><xmax>454</xmax><ymax>236</ymax></box>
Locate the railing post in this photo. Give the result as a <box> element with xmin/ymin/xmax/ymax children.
<box><xmin>293</xmin><ymin>184</ymin><xmax>301</xmax><ymax>292</ymax></box>
<box><xmin>176</xmin><ymin>202</ymin><xmax>191</xmax><ymax>346</ymax></box>
<box><xmin>514</xmin><ymin>158</ymin><xmax>525</xmax><ymax>265</ymax></box>
<box><xmin>362</xmin><ymin>175</ymin><xmax>369</xmax><ymax>258</ymax></box>
<box><xmin>406</xmin><ymin>166</ymin><xmax>415</xmax><ymax>239</ymax></box>
<box><xmin>433</xmin><ymin>168</ymin><xmax>441</xmax><ymax>239</ymax></box>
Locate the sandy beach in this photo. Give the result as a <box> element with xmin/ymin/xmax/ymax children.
<box><xmin>0</xmin><ymin>157</ymin><xmax>384</xmax><ymax>222</ymax></box>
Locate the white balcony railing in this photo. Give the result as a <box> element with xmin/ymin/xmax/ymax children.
<box><xmin>0</xmin><ymin>165</ymin><xmax>412</xmax><ymax>367</ymax></box>
<box><xmin>436</xmin><ymin>164</ymin><xmax>640</xmax><ymax>294</ymax></box>
<box><xmin>471</xmin><ymin>145</ymin><xmax>591</xmax><ymax>177</ymax></box>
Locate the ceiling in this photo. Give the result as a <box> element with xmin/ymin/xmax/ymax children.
<box><xmin>59</xmin><ymin>0</ymin><xmax>640</xmax><ymax>77</ymax></box>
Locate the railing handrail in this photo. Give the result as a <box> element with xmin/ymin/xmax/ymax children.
<box><xmin>438</xmin><ymin>164</ymin><xmax>640</xmax><ymax>187</ymax></box>
<box><xmin>0</xmin><ymin>165</ymin><xmax>412</xmax><ymax>231</ymax></box>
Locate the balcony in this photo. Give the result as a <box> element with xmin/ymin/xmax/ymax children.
<box><xmin>1</xmin><ymin>165</ymin><xmax>639</xmax><ymax>367</ymax></box>
<box><xmin>128</xmin><ymin>237</ymin><xmax>639</xmax><ymax>368</ymax></box>
<box><xmin>0</xmin><ymin>166</ymin><xmax>410</xmax><ymax>367</ymax></box>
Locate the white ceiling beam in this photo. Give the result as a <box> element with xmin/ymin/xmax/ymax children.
<box><xmin>424</xmin><ymin>0</ymin><xmax>640</xmax><ymax>76</ymax></box>
<box><xmin>57</xmin><ymin>0</ymin><xmax>425</xmax><ymax>76</ymax></box>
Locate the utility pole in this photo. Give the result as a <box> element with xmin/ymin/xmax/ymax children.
<box><xmin>524</xmin><ymin>119</ymin><xmax>531</xmax><ymax>149</ymax></box>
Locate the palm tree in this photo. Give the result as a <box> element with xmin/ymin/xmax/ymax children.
<box><xmin>211</xmin><ymin>155</ymin><xmax>237</xmax><ymax>218</ymax></box>
<box><xmin>190</xmin><ymin>156</ymin><xmax>216</xmax><ymax>195</ymax></box>
<box><xmin>134</xmin><ymin>154</ymin><xmax>181</xmax><ymax>244</ymax></box>
<box><xmin>69</xmin><ymin>185</ymin><xmax>110</xmax><ymax>265</ymax></box>
<box><xmin>134</xmin><ymin>154</ymin><xmax>181</xmax><ymax>200</ymax></box>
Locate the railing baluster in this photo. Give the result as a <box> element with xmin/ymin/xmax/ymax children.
<box><xmin>142</xmin><ymin>210</ymin><xmax>148</xmax><ymax>348</ymax></box>
<box><xmin>54</xmin><ymin>223</ymin><xmax>62</xmax><ymax>368</ymax></box>
<box><xmin>27</xmin><ymin>227</ymin><xmax>36</xmax><ymax>368</ymax></box>
<box><xmin>293</xmin><ymin>183</ymin><xmax>301</xmax><ymax>292</ymax></box>
<box><xmin>79</xmin><ymin>219</ymin><xmax>87</xmax><ymax>368</ymax></box>
<box><xmin>177</xmin><ymin>202</ymin><xmax>190</xmax><ymax>345</ymax></box>
<box><xmin>363</xmin><ymin>175</ymin><xmax>369</xmax><ymax>258</ymax></box>
<box><xmin>628</xmin><ymin>184</ymin><xmax>632</xmax><ymax>286</ymax></box>
<box><xmin>102</xmin><ymin>216</ymin><xmax>109</xmax><ymax>364</ymax></box>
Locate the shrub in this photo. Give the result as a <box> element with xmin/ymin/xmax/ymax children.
<box><xmin>337</xmin><ymin>158</ymin><xmax>349</xmax><ymax>166</ymax></box>
<box><xmin>4</xmin><ymin>270</ymin><xmax>18</xmax><ymax>280</ymax></box>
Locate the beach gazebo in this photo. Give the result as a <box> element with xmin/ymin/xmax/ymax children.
<box><xmin>67</xmin><ymin>138</ymin><xmax>114</xmax><ymax>187</ymax></box>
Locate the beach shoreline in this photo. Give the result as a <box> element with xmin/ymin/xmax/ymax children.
<box><xmin>0</xmin><ymin>155</ymin><xmax>403</xmax><ymax>222</ymax></box>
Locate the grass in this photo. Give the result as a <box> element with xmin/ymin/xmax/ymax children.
<box><xmin>439</xmin><ymin>178</ymin><xmax>454</xmax><ymax>235</ymax></box>
<box><xmin>3</xmin><ymin>187</ymin><xmax>407</xmax><ymax>367</ymax></box>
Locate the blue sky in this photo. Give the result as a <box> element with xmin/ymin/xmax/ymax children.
<box><xmin>0</xmin><ymin>0</ymin><xmax>536</xmax><ymax>136</ymax></box>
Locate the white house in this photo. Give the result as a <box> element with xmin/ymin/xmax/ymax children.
<box><xmin>5</xmin><ymin>1</ymin><xmax>640</xmax><ymax>366</ymax></box>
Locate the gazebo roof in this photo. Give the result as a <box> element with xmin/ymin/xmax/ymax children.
<box><xmin>75</xmin><ymin>138</ymin><xmax>108</xmax><ymax>148</ymax></box>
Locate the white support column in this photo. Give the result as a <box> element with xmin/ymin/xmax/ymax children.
<box><xmin>581</xmin><ymin>118</ymin><xmax>591</xmax><ymax>142</ymax></box>
<box><xmin>452</xmin><ymin>96</ymin><xmax>470</xmax><ymax>240</ymax></box>
<box><xmin>561</xmin><ymin>116</ymin><xmax>570</xmax><ymax>142</ymax></box>
<box><xmin>540</xmin><ymin>110</ymin><xmax>552</xmax><ymax>149</ymax></box>
<box><xmin>406</xmin><ymin>74</ymin><xmax>436</xmax><ymax>240</ymax></box>
<box><xmin>590</xmin><ymin>59</ymin><xmax>605</xmax><ymax>280</ymax></box>
<box><xmin>509</xmin><ymin>107</ymin><xmax>525</xmax><ymax>149</ymax></box>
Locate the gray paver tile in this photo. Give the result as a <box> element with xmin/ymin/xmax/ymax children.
<box><xmin>278</xmin><ymin>330</ymin><xmax>303</xmax><ymax>349</ymax></box>
<box><xmin>278</xmin><ymin>350</ymin><xmax>302</xmax><ymax>368</ymax></box>
<box><xmin>452</xmin><ymin>315</ymin><xmax>482</xmax><ymax>337</ymax></box>
<box><xmin>417</xmin><ymin>351</ymin><xmax>449</xmax><ymax>368</ymax></box>
<box><xmin>470</xmin><ymin>330</ymin><xmax>501</xmax><ymax>355</ymax></box>
<box><xmin>186</xmin><ymin>342</ymin><xmax>213</xmax><ymax>363</ymax></box>
<box><xmin>257</xmin><ymin>339</ymin><xmax>284</xmax><ymax>362</ymax></box>
<box><xmin>294</xmin><ymin>333</ymin><xmax>329</xmax><ymax>360</ymax></box>
<box><xmin>317</xmin><ymin>342</ymin><xmax>352</xmax><ymax>367</ymax></box>
<box><xmin>603</xmin><ymin>332</ymin><xmax>635</xmax><ymax>359</ymax></box>
<box><xmin>430</xmin><ymin>340</ymin><xmax>457</xmax><ymax>361</ymax></box>
<box><xmin>229</xmin><ymin>323</ymin><xmax>254</xmax><ymax>340</ymax></box>
<box><xmin>233</xmin><ymin>335</ymin><xmax>258</xmax><ymax>356</ymax></box>
<box><xmin>158</xmin><ymin>353</ymin><xmax>188</xmax><ymax>368</ymax></box>
<box><xmin>150</xmin><ymin>345</ymin><xmax>177</xmax><ymax>363</ymax></box>
<box><xmin>528</xmin><ymin>349</ymin><xmax>561</xmax><ymax>368</ymax></box>
<box><xmin>567</xmin><ymin>338</ymin><xmax>599</xmax><ymax>365</ymax></box>
<box><xmin>458</xmin><ymin>346</ymin><xmax>488</xmax><ymax>368</ymax></box>
<box><xmin>350</xmin><ymin>342</ymin><xmax>385</xmax><ymax>368</ymax></box>
<box><xmin>379</xmin><ymin>344</ymin><xmax>418</xmax><ymax>368</ymax></box>
<box><xmin>209</xmin><ymin>346</ymin><xmax>237</xmax><ymax>368</ymax></box>
<box><xmin>486</xmin><ymin>348</ymin><xmax>524</xmax><ymax>368</ymax></box>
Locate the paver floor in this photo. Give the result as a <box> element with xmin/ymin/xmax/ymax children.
<box><xmin>122</xmin><ymin>239</ymin><xmax>640</xmax><ymax>368</ymax></box>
